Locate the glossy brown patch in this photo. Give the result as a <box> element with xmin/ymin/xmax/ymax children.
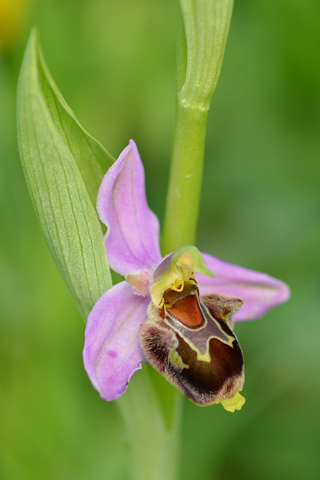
<box><xmin>175</xmin><ymin>326</ymin><xmax>244</xmax><ymax>403</ymax></box>
<box><xmin>167</xmin><ymin>294</ymin><xmax>203</xmax><ymax>328</ymax></box>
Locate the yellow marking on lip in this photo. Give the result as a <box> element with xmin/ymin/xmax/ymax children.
<box><xmin>164</xmin><ymin>298</ymin><xmax>235</xmax><ymax>363</ymax></box>
<box><xmin>170</xmin><ymin>349</ymin><xmax>189</xmax><ymax>370</ymax></box>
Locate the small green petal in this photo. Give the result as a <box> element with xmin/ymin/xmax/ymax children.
<box><xmin>172</xmin><ymin>245</ymin><xmax>215</xmax><ymax>278</ymax></box>
<box><xmin>151</xmin><ymin>246</ymin><xmax>214</xmax><ymax>307</ymax></box>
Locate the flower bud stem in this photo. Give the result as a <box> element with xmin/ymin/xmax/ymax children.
<box><xmin>162</xmin><ymin>100</ymin><xmax>208</xmax><ymax>254</ymax></box>
<box><xmin>162</xmin><ymin>0</ymin><xmax>233</xmax><ymax>255</ymax></box>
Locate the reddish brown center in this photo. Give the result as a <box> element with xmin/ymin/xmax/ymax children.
<box><xmin>167</xmin><ymin>294</ymin><xmax>203</xmax><ymax>328</ymax></box>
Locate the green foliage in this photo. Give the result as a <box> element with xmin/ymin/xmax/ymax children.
<box><xmin>178</xmin><ymin>0</ymin><xmax>234</xmax><ymax>109</ymax></box>
<box><xmin>1</xmin><ymin>1</ymin><xmax>320</xmax><ymax>479</ymax></box>
<box><xmin>162</xmin><ymin>0</ymin><xmax>234</xmax><ymax>253</ymax></box>
<box><xmin>17</xmin><ymin>29</ymin><xmax>114</xmax><ymax>319</ymax></box>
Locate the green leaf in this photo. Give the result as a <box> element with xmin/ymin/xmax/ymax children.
<box><xmin>178</xmin><ymin>0</ymin><xmax>234</xmax><ymax>110</ymax></box>
<box><xmin>17</xmin><ymin>29</ymin><xmax>114</xmax><ymax>320</ymax></box>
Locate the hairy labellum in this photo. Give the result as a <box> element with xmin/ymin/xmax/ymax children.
<box><xmin>140</xmin><ymin>285</ymin><xmax>245</xmax><ymax>411</ymax></box>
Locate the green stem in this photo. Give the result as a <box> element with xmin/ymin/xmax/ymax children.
<box><xmin>117</xmin><ymin>367</ymin><xmax>182</xmax><ymax>480</ymax></box>
<box><xmin>162</xmin><ymin>101</ymin><xmax>208</xmax><ymax>254</ymax></box>
<box><xmin>162</xmin><ymin>0</ymin><xmax>233</xmax><ymax>255</ymax></box>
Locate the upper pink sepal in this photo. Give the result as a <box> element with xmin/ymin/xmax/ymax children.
<box><xmin>83</xmin><ymin>281</ymin><xmax>149</xmax><ymax>401</ymax></box>
<box><xmin>97</xmin><ymin>140</ymin><xmax>162</xmax><ymax>276</ymax></box>
<box><xmin>197</xmin><ymin>253</ymin><xmax>290</xmax><ymax>321</ymax></box>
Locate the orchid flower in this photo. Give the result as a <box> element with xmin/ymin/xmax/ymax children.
<box><xmin>83</xmin><ymin>140</ymin><xmax>289</xmax><ymax>412</ymax></box>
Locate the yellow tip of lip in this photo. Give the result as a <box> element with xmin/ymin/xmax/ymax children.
<box><xmin>220</xmin><ymin>392</ymin><xmax>246</xmax><ymax>413</ymax></box>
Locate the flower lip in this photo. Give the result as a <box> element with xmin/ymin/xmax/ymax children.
<box><xmin>141</xmin><ymin>289</ymin><xmax>245</xmax><ymax>410</ymax></box>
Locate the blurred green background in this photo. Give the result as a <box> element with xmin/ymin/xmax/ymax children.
<box><xmin>1</xmin><ymin>0</ymin><xmax>319</xmax><ymax>479</ymax></box>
